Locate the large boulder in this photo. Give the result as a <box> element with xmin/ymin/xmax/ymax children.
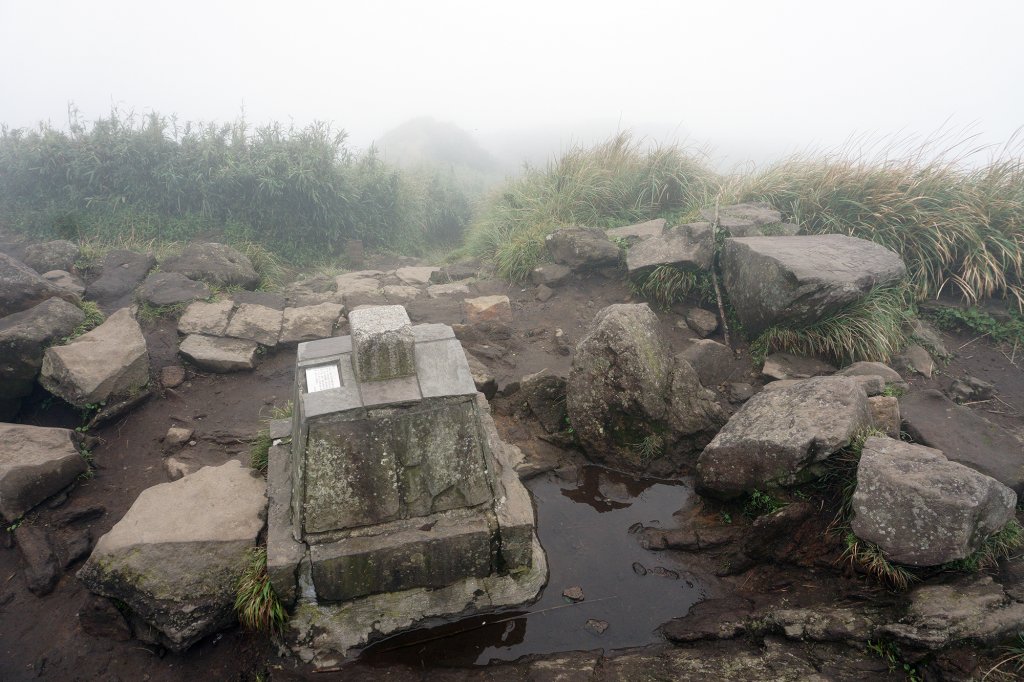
<box><xmin>625</xmin><ymin>222</ymin><xmax>715</xmax><ymax>277</ymax></box>
<box><xmin>545</xmin><ymin>227</ymin><xmax>621</xmax><ymax>271</ymax></box>
<box><xmin>900</xmin><ymin>389</ymin><xmax>1024</xmax><ymax>494</ymax></box>
<box><xmin>137</xmin><ymin>272</ymin><xmax>211</xmax><ymax>308</ymax></box>
<box><xmin>851</xmin><ymin>436</ymin><xmax>1016</xmax><ymax>566</ymax></box>
<box><xmin>721</xmin><ymin>235</ymin><xmax>906</xmax><ymax>337</ymax></box>
<box><xmin>697</xmin><ymin>376</ymin><xmax>872</xmax><ymax>498</ymax></box>
<box><xmin>0</xmin><ymin>423</ymin><xmax>87</xmax><ymax>521</ymax></box>
<box><xmin>160</xmin><ymin>243</ymin><xmax>259</xmax><ymax>289</ymax></box>
<box><xmin>85</xmin><ymin>250</ymin><xmax>156</xmax><ymax>306</ymax></box>
<box><xmin>567</xmin><ymin>303</ymin><xmax>725</xmax><ymax>472</ymax></box>
<box><xmin>22</xmin><ymin>240</ymin><xmax>80</xmax><ymax>273</ymax></box>
<box><xmin>0</xmin><ymin>298</ymin><xmax>86</xmax><ymax>410</ymax></box>
<box><xmin>77</xmin><ymin>461</ymin><xmax>265</xmax><ymax>651</ymax></box>
<box><xmin>0</xmin><ymin>253</ymin><xmax>79</xmax><ymax>317</ymax></box>
<box><xmin>40</xmin><ymin>308</ymin><xmax>149</xmax><ymax>408</ymax></box>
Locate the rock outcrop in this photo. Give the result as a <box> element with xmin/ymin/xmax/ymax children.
<box><xmin>84</xmin><ymin>250</ymin><xmax>156</xmax><ymax>306</ymax></box>
<box><xmin>700</xmin><ymin>202</ymin><xmax>798</xmax><ymax>238</ymax></box>
<box><xmin>625</xmin><ymin>222</ymin><xmax>715</xmax><ymax>277</ymax></box>
<box><xmin>160</xmin><ymin>243</ymin><xmax>259</xmax><ymax>289</ymax></box>
<box><xmin>545</xmin><ymin>227</ymin><xmax>621</xmax><ymax>271</ymax></box>
<box><xmin>23</xmin><ymin>240</ymin><xmax>80</xmax><ymax>274</ymax></box>
<box><xmin>0</xmin><ymin>253</ymin><xmax>79</xmax><ymax>317</ymax></box>
<box><xmin>137</xmin><ymin>272</ymin><xmax>211</xmax><ymax>307</ymax></box>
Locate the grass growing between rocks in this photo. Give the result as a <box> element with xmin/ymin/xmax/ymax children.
<box><xmin>60</xmin><ymin>301</ymin><xmax>105</xmax><ymax>343</ymax></box>
<box><xmin>750</xmin><ymin>285</ymin><xmax>916</xmax><ymax>364</ymax></box>
<box><xmin>944</xmin><ymin>519</ymin><xmax>1024</xmax><ymax>572</ymax></box>
<box><xmin>250</xmin><ymin>431</ymin><xmax>272</xmax><ymax>474</ymax></box>
<box><xmin>235</xmin><ymin>547</ymin><xmax>286</xmax><ymax>633</ymax></box>
<box><xmin>629</xmin><ymin>265</ymin><xmax>716</xmax><ymax>307</ymax></box>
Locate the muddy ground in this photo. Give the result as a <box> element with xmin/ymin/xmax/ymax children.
<box><xmin>1</xmin><ymin>260</ymin><xmax>1022</xmax><ymax>681</ymax></box>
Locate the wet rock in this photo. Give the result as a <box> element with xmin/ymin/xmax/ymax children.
<box><xmin>520</xmin><ymin>373</ymin><xmax>568</xmax><ymax>434</ymax></box>
<box><xmin>562</xmin><ymin>585</ymin><xmax>584</xmax><ymax>602</ymax></box>
<box><xmin>23</xmin><ymin>240</ymin><xmax>79</xmax><ymax>273</ymax></box>
<box><xmin>62</xmin><ymin>530</ymin><xmax>93</xmax><ymax>568</ymax></box>
<box><xmin>679</xmin><ymin>339</ymin><xmax>735</xmax><ymax>388</ymax></box>
<box><xmin>639</xmin><ymin>525</ymin><xmax>737</xmax><ymax>551</ymax></box>
<box><xmin>836</xmin><ymin>361</ymin><xmax>906</xmax><ymax>390</ymax></box>
<box><xmin>660</xmin><ymin>596</ymin><xmax>754</xmax><ymax>642</ymax></box>
<box><xmin>465</xmin><ymin>353</ymin><xmax>497</xmax><ymax>400</ymax></box>
<box><xmin>177</xmin><ymin>299</ymin><xmax>234</xmax><ymax>336</ymax></box>
<box><xmin>700</xmin><ymin>202</ymin><xmax>787</xmax><ymax>237</ymax></box>
<box><xmin>0</xmin><ymin>252</ymin><xmax>79</xmax><ymax>317</ymax></box>
<box><xmin>224</xmin><ymin>302</ymin><xmax>283</xmax><ymax>347</ymax></box>
<box><xmin>625</xmin><ymin>222</ymin><xmax>715</xmax><ymax>277</ymax></box>
<box><xmin>721</xmin><ymin>234</ymin><xmax>906</xmax><ymax>336</ymax></box>
<box><xmin>529</xmin><ymin>263</ymin><xmax>572</xmax><ymax>287</ymax></box>
<box><xmin>584</xmin><ymin>618</ymin><xmax>609</xmax><ymax>635</ymax></box>
<box><xmin>41</xmin><ymin>270</ymin><xmax>86</xmax><ymax>297</ymax></box>
<box><xmin>464</xmin><ymin>295</ymin><xmax>512</xmax><ymax>325</ymax></box>
<box><xmin>382</xmin><ymin>284</ymin><xmax>421</xmax><ymax>305</ymax></box>
<box><xmin>179</xmin><ymin>334</ymin><xmax>258</xmax><ymax>373</ymax></box>
<box><xmin>852</xmin><ymin>436</ymin><xmax>1016</xmax><ymax>566</ymax></box>
<box><xmin>900</xmin><ymin>389</ymin><xmax>1024</xmax><ymax>494</ymax></box>
<box><xmin>545</xmin><ymin>227</ymin><xmax>621</xmax><ymax>271</ymax></box>
<box><xmin>0</xmin><ymin>298</ymin><xmax>86</xmax><ymax>406</ymax></box>
<box><xmin>0</xmin><ymin>424</ymin><xmax>86</xmax><ymax>521</ymax></box>
<box><xmin>535</xmin><ymin>284</ymin><xmax>554</xmax><ymax>302</ymax></box>
<box><xmin>160</xmin><ymin>365</ymin><xmax>186</xmax><ymax>388</ymax></box>
<box><xmin>879</xmin><ymin>575</ymin><xmax>1024</xmax><ymax>650</ymax></box>
<box><xmin>40</xmin><ymin>308</ymin><xmax>149</xmax><ymax>408</ymax></box>
<box><xmin>867</xmin><ymin>396</ymin><xmax>901</xmax><ymax>438</ymax></box>
<box><xmin>894</xmin><ymin>344</ymin><xmax>935</xmax><ymax>378</ymax></box>
<box><xmin>137</xmin><ymin>272</ymin><xmax>211</xmax><ymax>308</ymax></box>
<box><xmin>78</xmin><ymin>594</ymin><xmax>132</xmax><ymax>641</ymax></box>
<box><xmin>949</xmin><ymin>376</ymin><xmax>995</xmax><ymax>403</ymax></box>
<box><xmin>697</xmin><ymin>376</ymin><xmax>871</xmax><ymax>498</ymax></box>
<box><xmin>685</xmin><ymin>307</ymin><xmax>719</xmax><ymax>337</ymax></box>
<box><xmin>14</xmin><ymin>525</ymin><xmax>61</xmax><ymax>596</ymax></box>
<box><xmin>394</xmin><ymin>266</ymin><xmax>439</xmax><ymax>286</ymax></box>
<box><xmin>567</xmin><ymin>303</ymin><xmax>726</xmax><ymax>472</ymax></box>
<box><xmin>84</xmin><ymin>250</ymin><xmax>156</xmax><ymax>305</ymax></box>
<box><xmin>164</xmin><ymin>427</ymin><xmax>193</xmax><ymax>450</ymax></box>
<box><xmin>723</xmin><ymin>502</ymin><xmax>819</xmax><ymax>574</ymax></box>
<box><xmin>160</xmin><ymin>242</ymin><xmax>259</xmax><ymax>289</ymax></box>
<box><xmin>770</xmin><ymin>606</ymin><xmax>879</xmax><ymax>642</ymax></box>
<box><xmin>77</xmin><ymin>461</ymin><xmax>266</xmax><ymax>652</ymax></box>
<box><xmin>279</xmin><ymin>303</ymin><xmax>344</xmax><ymax>344</ymax></box>
<box><xmin>762</xmin><ymin>352</ymin><xmax>836</xmax><ymax>381</ymax></box>
<box><xmin>606</xmin><ymin>218</ymin><xmax>666</xmax><ymax>245</ymax></box>
<box><xmin>269</xmin><ymin>419</ymin><xmax>291</xmax><ymax>440</ymax></box>
<box><xmin>426</xmin><ymin>282</ymin><xmax>471</xmax><ymax>298</ymax></box>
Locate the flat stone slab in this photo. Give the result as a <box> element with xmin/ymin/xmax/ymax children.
<box><xmin>77</xmin><ymin>461</ymin><xmax>265</xmax><ymax>652</ymax></box>
<box><xmin>224</xmin><ymin>302</ymin><xmax>283</xmax><ymax>347</ymax></box>
<box><xmin>900</xmin><ymin>389</ymin><xmax>1024</xmax><ymax>494</ymax></box>
<box><xmin>84</xmin><ymin>250</ymin><xmax>156</xmax><ymax>305</ymax></box>
<box><xmin>700</xmin><ymin>202</ymin><xmax>791</xmax><ymax>237</ymax></box>
<box><xmin>721</xmin><ymin>234</ymin><xmax>907</xmax><ymax>336</ymax></box>
<box><xmin>394</xmin><ymin>266</ymin><xmax>439</xmax><ymax>286</ymax></box>
<box><xmin>177</xmin><ymin>299</ymin><xmax>234</xmax><ymax>336</ymax></box>
<box><xmin>138</xmin><ymin>272</ymin><xmax>211</xmax><ymax>307</ymax></box>
<box><xmin>426</xmin><ymin>282</ymin><xmax>471</xmax><ymax>298</ymax></box>
<box><xmin>279</xmin><ymin>303</ymin><xmax>344</xmax><ymax>344</ymax></box>
<box><xmin>334</xmin><ymin>272</ymin><xmax>383</xmax><ymax>301</ymax></box>
<box><xmin>697</xmin><ymin>376</ymin><xmax>872</xmax><ymax>497</ymax></box>
<box><xmin>382</xmin><ymin>285</ymin><xmax>421</xmax><ymax>304</ymax></box>
<box><xmin>464</xmin><ymin>295</ymin><xmax>512</xmax><ymax>324</ymax></box>
<box><xmin>0</xmin><ymin>423</ymin><xmax>86</xmax><ymax>520</ymax></box>
<box><xmin>852</xmin><ymin>436</ymin><xmax>1016</xmax><ymax>566</ymax></box>
<box><xmin>179</xmin><ymin>334</ymin><xmax>258</xmax><ymax>372</ymax></box>
<box><xmin>606</xmin><ymin>218</ymin><xmax>666</xmax><ymax>244</ymax></box>
<box><xmin>626</xmin><ymin>222</ymin><xmax>715</xmax><ymax>277</ymax></box>
<box><xmin>40</xmin><ymin>308</ymin><xmax>149</xmax><ymax>408</ymax></box>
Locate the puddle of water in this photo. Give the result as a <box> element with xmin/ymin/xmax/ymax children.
<box><xmin>360</xmin><ymin>466</ymin><xmax>706</xmax><ymax>667</ymax></box>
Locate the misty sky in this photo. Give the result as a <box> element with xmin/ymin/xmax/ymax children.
<box><xmin>2</xmin><ymin>0</ymin><xmax>1022</xmax><ymax>168</ymax></box>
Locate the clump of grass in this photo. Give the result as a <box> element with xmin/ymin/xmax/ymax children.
<box><xmin>866</xmin><ymin>639</ymin><xmax>922</xmax><ymax>681</ymax></box>
<box><xmin>235</xmin><ymin>547</ymin><xmax>286</xmax><ymax>633</ymax></box>
<box><xmin>742</xmin><ymin>490</ymin><xmax>787</xmax><ymax>518</ymax></box>
<box><xmin>267</xmin><ymin>401</ymin><xmax>294</xmax><ymax>420</ymax></box>
<box><xmin>630</xmin><ymin>265</ymin><xmax>715</xmax><ymax>307</ymax></box>
<box><xmin>841</xmin><ymin>532</ymin><xmax>918</xmax><ymax>591</ymax></box>
<box><xmin>136</xmin><ymin>300</ymin><xmax>187</xmax><ymax>325</ymax></box>
<box><xmin>984</xmin><ymin>632</ymin><xmax>1024</xmax><ymax>680</ymax></box>
<box><xmin>945</xmin><ymin>519</ymin><xmax>1024</xmax><ymax>572</ymax></box>
<box><xmin>631</xmin><ymin>433</ymin><xmax>664</xmax><ymax>464</ymax></box>
<box><xmin>466</xmin><ymin>133</ymin><xmax>719</xmax><ymax>280</ymax></box>
<box><xmin>751</xmin><ymin>285</ymin><xmax>915</xmax><ymax>364</ymax></box>
<box><xmin>250</xmin><ymin>430</ymin><xmax>272</xmax><ymax>473</ymax></box>
<box><xmin>60</xmin><ymin>301</ymin><xmax>105</xmax><ymax>343</ymax></box>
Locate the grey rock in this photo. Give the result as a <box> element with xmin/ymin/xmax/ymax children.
<box><xmin>164</xmin><ymin>427</ymin><xmax>193</xmax><ymax>449</ymax></box>
<box><xmin>394</xmin><ymin>266</ymin><xmax>439</xmax><ymax>286</ymax></box>
<box><xmin>333</xmin><ymin>271</ymin><xmax>383</xmax><ymax>302</ymax></box>
<box><xmin>84</xmin><ymin>250</ymin><xmax>156</xmax><ymax>305</ymax></box>
<box><xmin>349</xmin><ymin>305</ymin><xmax>416</xmax><ymax>381</ymax></box>
<box><xmin>949</xmin><ymin>376</ymin><xmax>994</xmax><ymax>403</ymax></box>
<box><xmin>721</xmin><ymin>234</ymin><xmax>906</xmax><ymax>336</ymax></box>
<box><xmin>908</xmin><ymin>318</ymin><xmax>950</xmax><ymax>360</ymax></box>
<box><xmin>426</xmin><ymin>282</ymin><xmax>470</xmax><ymax>298</ymax></box>
<box><xmin>177</xmin><ymin>299</ymin><xmax>234</xmax><ymax>336</ymax></box>
<box><xmin>529</xmin><ymin>263</ymin><xmax>572</xmax><ymax>286</ymax></box>
<box><xmin>382</xmin><ymin>284</ymin><xmax>421</xmax><ymax>304</ymax></box>
<box><xmin>466</xmin><ymin>353</ymin><xmax>497</xmax><ymax>400</ymax></box>
<box><xmin>279</xmin><ymin>303</ymin><xmax>344</xmax><ymax>344</ymax></box>
<box><xmin>137</xmin><ymin>272</ymin><xmax>211</xmax><ymax>308</ymax></box>
<box><xmin>230</xmin><ymin>290</ymin><xmax>286</xmax><ymax>311</ymax></box>
<box><xmin>0</xmin><ymin>424</ymin><xmax>87</xmax><ymax>521</ymax></box>
<box><xmin>41</xmin><ymin>270</ymin><xmax>85</xmax><ymax>297</ymax></box>
<box><xmin>900</xmin><ymin>389</ymin><xmax>1024</xmax><ymax>494</ymax></box>
<box><xmin>179</xmin><ymin>334</ymin><xmax>258</xmax><ymax>372</ymax></box>
<box><xmin>697</xmin><ymin>376</ymin><xmax>871</xmax><ymax>497</ymax></box>
<box><xmin>23</xmin><ymin>240</ymin><xmax>79</xmax><ymax>273</ymax></box>
<box><xmin>0</xmin><ymin>298</ymin><xmax>85</xmax><ymax>402</ymax></box>
<box><xmin>868</xmin><ymin>396</ymin><xmax>901</xmax><ymax>438</ymax></box>
<box><xmin>894</xmin><ymin>344</ymin><xmax>935</xmax><ymax>378</ymax></box>
<box><xmin>429</xmin><ymin>264</ymin><xmax>478</xmax><ymax>283</ymax></box>
<box><xmin>851</xmin><ymin>436</ymin><xmax>1016</xmax><ymax>566</ymax></box>
<box><xmin>700</xmin><ymin>202</ymin><xmax>786</xmax><ymax>237</ymax></box>
<box><xmin>40</xmin><ymin>308</ymin><xmax>149</xmax><ymax>408</ymax></box>
<box><xmin>762</xmin><ymin>352</ymin><xmax>836</xmax><ymax>381</ymax></box>
<box><xmin>535</xmin><ymin>284</ymin><xmax>554</xmax><ymax>302</ymax></box>
<box><xmin>726</xmin><ymin>383</ymin><xmax>755</xmax><ymax>403</ymax></box>
<box><xmin>567</xmin><ymin>303</ymin><xmax>726</xmax><ymax>472</ymax></box>
<box><xmin>660</xmin><ymin>597</ymin><xmax>754</xmax><ymax>643</ymax></box>
<box><xmin>160</xmin><ymin>242</ymin><xmax>259</xmax><ymax>289</ymax></box>
<box><xmin>770</xmin><ymin>606</ymin><xmax>878</xmax><ymax>643</ymax></box>
<box><xmin>160</xmin><ymin>365</ymin><xmax>185</xmax><ymax>388</ymax></box>
<box><xmin>605</xmin><ymin>218</ymin><xmax>666</xmax><ymax>244</ymax></box>
<box><xmin>679</xmin><ymin>339</ymin><xmax>735</xmax><ymax>387</ymax></box>
<box><xmin>521</xmin><ymin>372</ymin><xmax>568</xmax><ymax>434</ymax></box>
<box><xmin>77</xmin><ymin>461</ymin><xmax>266</xmax><ymax>652</ymax></box>
<box><xmin>562</xmin><ymin>585</ymin><xmax>585</xmax><ymax>602</ymax></box>
<box><xmin>545</xmin><ymin>227</ymin><xmax>621</xmax><ymax>271</ymax></box>
<box><xmin>0</xmin><ymin>253</ymin><xmax>79</xmax><ymax>317</ymax></box>
<box><xmin>626</xmin><ymin>222</ymin><xmax>715</xmax><ymax>277</ymax></box>
<box><xmin>14</xmin><ymin>525</ymin><xmax>61</xmax><ymax>596</ymax></box>
<box><xmin>685</xmin><ymin>307</ymin><xmax>719</xmax><ymax>337</ymax></box>
<box><xmin>224</xmin><ymin>303</ymin><xmax>283</xmax><ymax>347</ymax></box>
<box><xmin>836</xmin><ymin>361</ymin><xmax>907</xmax><ymax>390</ymax></box>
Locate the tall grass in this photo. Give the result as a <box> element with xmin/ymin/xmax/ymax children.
<box><xmin>0</xmin><ymin>106</ymin><xmax>474</xmax><ymax>261</ymax></box>
<box><xmin>465</xmin><ymin>132</ymin><xmax>719</xmax><ymax>280</ymax></box>
<box><xmin>727</xmin><ymin>139</ymin><xmax>1024</xmax><ymax>309</ymax></box>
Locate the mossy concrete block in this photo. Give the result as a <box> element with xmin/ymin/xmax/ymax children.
<box><xmin>349</xmin><ymin>305</ymin><xmax>416</xmax><ymax>382</ymax></box>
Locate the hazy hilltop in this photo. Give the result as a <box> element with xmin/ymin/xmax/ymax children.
<box><xmin>375</xmin><ymin>117</ymin><xmax>500</xmax><ymax>173</ymax></box>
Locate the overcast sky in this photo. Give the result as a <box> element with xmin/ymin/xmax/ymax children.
<box><xmin>1</xmin><ymin>0</ymin><xmax>1021</xmax><ymax>168</ymax></box>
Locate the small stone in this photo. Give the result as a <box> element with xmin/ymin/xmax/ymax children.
<box><xmin>162</xmin><ymin>456</ymin><xmax>199</xmax><ymax>481</ymax></box>
<box><xmin>584</xmin><ymin>618</ymin><xmax>609</xmax><ymax>634</ymax></box>
<box><xmin>762</xmin><ymin>353</ymin><xmax>836</xmax><ymax>381</ymax></box>
<box><xmin>949</xmin><ymin>376</ymin><xmax>995</xmax><ymax>403</ymax></box>
<box><xmin>562</xmin><ymin>585</ymin><xmax>585</xmax><ymax>602</ymax></box>
<box><xmin>530</xmin><ymin>263</ymin><xmax>572</xmax><ymax>287</ymax></box>
<box><xmin>164</xmin><ymin>427</ymin><xmax>193</xmax><ymax>449</ymax></box>
<box><xmin>14</xmin><ymin>525</ymin><xmax>61</xmax><ymax>596</ymax></box>
<box><xmin>464</xmin><ymin>295</ymin><xmax>513</xmax><ymax>325</ymax></box>
<box><xmin>160</xmin><ymin>366</ymin><xmax>186</xmax><ymax>388</ymax></box>
<box><xmin>685</xmin><ymin>308</ymin><xmax>719</xmax><ymax>338</ymax></box>
<box><xmin>535</xmin><ymin>284</ymin><xmax>554</xmax><ymax>302</ymax></box>
<box><xmin>426</xmin><ymin>282</ymin><xmax>471</xmax><ymax>299</ymax></box>
<box><xmin>894</xmin><ymin>344</ymin><xmax>935</xmax><ymax>378</ymax></box>
<box><xmin>679</xmin><ymin>340</ymin><xmax>734</xmax><ymax>388</ymax></box>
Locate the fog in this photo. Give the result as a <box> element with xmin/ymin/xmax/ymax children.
<box><xmin>2</xmin><ymin>0</ymin><xmax>1022</xmax><ymax>169</ymax></box>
